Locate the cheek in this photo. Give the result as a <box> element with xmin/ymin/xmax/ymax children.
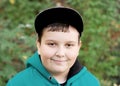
<box><xmin>67</xmin><ymin>48</ymin><xmax>80</xmax><ymax>59</ymax></box>
<box><xmin>66</xmin><ymin>50</ymin><xmax>79</xmax><ymax>68</ymax></box>
<box><xmin>39</xmin><ymin>47</ymin><xmax>53</xmax><ymax>66</ymax></box>
<box><xmin>39</xmin><ymin>45</ymin><xmax>56</xmax><ymax>59</ymax></box>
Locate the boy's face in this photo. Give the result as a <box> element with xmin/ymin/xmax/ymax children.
<box><xmin>37</xmin><ymin>26</ymin><xmax>81</xmax><ymax>76</ymax></box>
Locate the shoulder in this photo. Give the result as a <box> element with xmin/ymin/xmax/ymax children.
<box><xmin>77</xmin><ymin>67</ymin><xmax>100</xmax><ymax>86</ymax></box>
<box><xmin>6</xmin><ymin>67</ymin><xmax>34</xmax><ymax>86</ymax></box>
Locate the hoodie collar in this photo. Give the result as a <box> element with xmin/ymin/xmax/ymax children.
<box><xmin>67</xmin><ymin>59</ymin><xmax>83</xmax><ymax>79</ymax></box>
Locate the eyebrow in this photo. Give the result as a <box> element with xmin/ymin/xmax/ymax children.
<box><xmin>45</xmin><ymin>40</ymin><xmax>77</xmax><ymax>43</ymax></box>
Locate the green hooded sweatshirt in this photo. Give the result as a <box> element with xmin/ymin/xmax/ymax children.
<box><xmin>7</xmin><ymin>52</ymin><xmax>100</xmax><ymax>86</ymax></box>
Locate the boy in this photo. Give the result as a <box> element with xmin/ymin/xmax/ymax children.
<box><xmin>7</xmin><ymin>7</ymin><xmax>100</xmax><ymax>86</ymax></box>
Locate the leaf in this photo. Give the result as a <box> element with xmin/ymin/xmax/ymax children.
<box><xmin>9</xmin><ymin>0</ymin><xmax>15</xmax><ymax>5</ymax></box>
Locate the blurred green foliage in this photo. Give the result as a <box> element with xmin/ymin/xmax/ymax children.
<box><xmin>0</xmin><ymin>0</ymin><xmax>120</xmax><ymax>86</ymax></box>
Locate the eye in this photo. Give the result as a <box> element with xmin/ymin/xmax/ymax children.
<box><xmin>47</xmin><ymin>42</ymin><xmax>56</xmax><ymax>47</ymax></box>
<box><xmin>65</xmin><ymin>44</ymin><xmax>74</xmax><ymax>48</ymax></box>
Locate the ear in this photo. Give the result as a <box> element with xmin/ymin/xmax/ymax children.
<box><xmin>36</xmin><ymin>40</ymin><xmax>41</xmax><ymax>55</ymax></box>
<box><xmin>77</xmin><ymin>40</ymin><xmax>82</xmax><ymax>56</ymax></box>
<box><xmin>78</xmin><ymin>40</ymin><xmax>82</xmax><ymax>49</ymax></box>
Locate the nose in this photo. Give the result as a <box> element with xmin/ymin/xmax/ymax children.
<box><xmin>55</xmin><ymin>46</ymin><xmax>65</xmax><ymax>57</ymax></box>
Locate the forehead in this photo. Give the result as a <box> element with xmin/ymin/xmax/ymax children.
<box><xmin>43</xmin><ymin>24</ymin><xmax>79</xmax><ymax>32</ymax></box>
<box><xmin>42</xmin><ymin>26</ymin><xmax>79</xmax><ymax>42</ymax></box>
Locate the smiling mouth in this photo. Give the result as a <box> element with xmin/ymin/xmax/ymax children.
<box><xmin>51</xmin><ymin>59</ymin><xmax>67</xmax><ymax>62</ymax></box>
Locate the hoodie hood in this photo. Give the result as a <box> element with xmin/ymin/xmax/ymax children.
<box><xmin>26</xmin><ymin>52</ymin><xmax>52</xmax><ymax>81</ymax></box>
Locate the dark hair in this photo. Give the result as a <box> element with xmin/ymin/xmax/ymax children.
<box><xmin>38</xmin><ymin>23</ymin><xmax>80</xmax><ymax>43</ymax></box>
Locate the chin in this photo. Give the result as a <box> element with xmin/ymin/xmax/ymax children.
<box><xmin>51</xmin><ymin>68</ymin><xmax>68</xmax><ymax>73</ymax></box>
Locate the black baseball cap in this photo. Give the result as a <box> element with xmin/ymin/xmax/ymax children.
<box><xmin>35</xmin><ymin>7</ymin><xmax>83</xmax><ymax>36</ymax></box>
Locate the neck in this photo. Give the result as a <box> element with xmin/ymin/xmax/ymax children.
<box><xmin>53</xmin><ymin>74</ymin><xmax>67</xmax><ymax>84</ymax></box>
